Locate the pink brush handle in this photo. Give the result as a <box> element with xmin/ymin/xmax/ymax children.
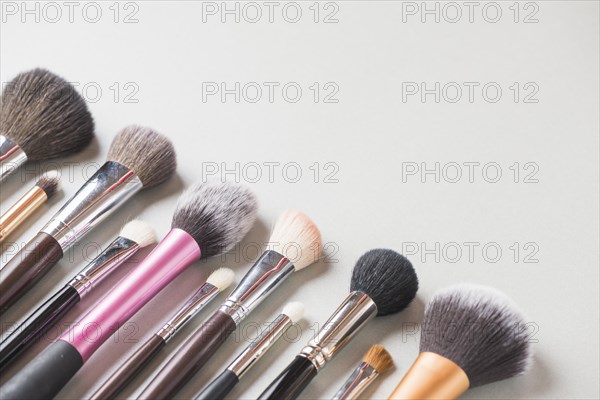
<box><xmin>61</xmin><ymin>228</ymin><xmax>201</xmax><ymax>362</ymax></box>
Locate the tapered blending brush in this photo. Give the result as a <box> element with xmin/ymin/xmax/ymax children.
<box><xmin>332</xmin><ymin>345</ymin><xmax>394</xmax><ymax>400</ymax></box>
<box><xmin>0</xmin><ymin>219</ymin><xmax>156</xmax><ymax>372</ymax></box>
<box><xmin>195</xmin><ymin>301</ymin><xmax>305</xmax><ymax>400</ymax></box>
<box><xmin>0</xmin><ymin>68</ymin><xmax>94</xmax><ymax>181</ymax></box>
<box><xmin>258</xmin><ymin>249</ymin><xmax>418</xmax><ymax>400</ymax></box>
<box><xmin>0</xmin><ymin>125</ymin><xmax>176</xmax><ymax>314</ymax></box>
<box><xmin>0</xmin><ymin>180</ymin><xmax>257</xmax><ymax>400</ymax></box>
<box><xmin>388</xmin><ymin>284</ymin><xmax>533</xmax><ymax>400</ymax></box>
<box><xmin>90</xmin><ymin>268</ymin><xmax>235</xmax><ymax>400</ymax></box>
<box><xmin>0</xmin><ymin>170</ymin><xmax>61</xmax><ymax>242</ymax></box>
<box><xmin>138</xmin><ymin>209</ymin><xmax>322</xmax><ymax>399</ymax></box>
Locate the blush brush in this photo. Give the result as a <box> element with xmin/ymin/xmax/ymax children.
<box><xmin>258</xmin><ymin>249</ymin><xmax>418</xmax><ymax>400</ymax></box>
<box><xmin>0</xmin><ymin>125</ymin><xmax>176</xmax><ymax>314</ymax></box>
<box><xmin>0</xmin><ymin>180</ymin><xmax>257</xmax><ymax>400</ymax></box>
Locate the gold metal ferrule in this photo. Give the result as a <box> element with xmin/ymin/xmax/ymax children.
<box><xmin>0</xmin><ymin>186</ymin><xmax>47</xmax><ymax>242</ymax></box>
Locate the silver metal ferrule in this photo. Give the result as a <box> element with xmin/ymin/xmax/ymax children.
<box><xmin>0</xmin><ymin>135</ymin><xmax>27</xmax><ymax>182</ymax></box>
<box><xmin>156</xmin><ymin>282</ymin><xmax>220</xmax><ymax>342</ymax></box>
<box><xmin>299</xmin><ymin>291</ymin><xmax>377</xmax><ymax>371</ymax></box>
<box><xmin>41</xmin><ymin>161</ymin><xmax>143</xmax><ymax>250</ymax></box>
<box><xmin>219</xmin><ymin>250</ymin><xmax>295</xmax><ymax>325</ymax></box>
<box><xmin>68</xmin><ymin>236</ymin><xmax>139</xmax><ymax>297</ymax></box>
<box><xmin>228</xmin><ymin>313</ymin><xmax>292</xmax><ymax>378</ymax></box>
<box><xmin>332</xmin><ymin>361</ymin><xmax>379</xmax><ymax>400</ymax></box>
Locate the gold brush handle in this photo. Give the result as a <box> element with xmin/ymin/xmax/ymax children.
<box><xmin>0</xmin><ymin>186</ymin><xmax>47</xmax><ymax>242</ymax></box>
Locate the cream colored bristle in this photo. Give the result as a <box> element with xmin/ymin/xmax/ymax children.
<box><xmin>119</xmin><ymin>220</ymin><xmax>157</xmax><ymax>247</ymax></box>
<box><xmin>268</xmin><ymin>210</ymin><xmax>322</xmax><ymax>270</ymax></box>
<box><xmin>206</xmin><ymin>268</ymin><xmax>235</xmax><ymax>291</ymax></box>
<box><xmin>363</xmin><ymin>345</ymin><xmax>394</xmax><ymax>374</ymax></box>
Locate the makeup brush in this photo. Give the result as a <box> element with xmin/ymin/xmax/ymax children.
<box><xmin>195</xmin><ymin>301</ymin><xmax>305</xmax><ymax>400</ymax></box>
<box><xmin>258</xmin><ymin>248</ymin><xmax>418</xmax><ymax>400</ymax></box>
<box><xmin>0</xmin><ymin>180</ymin><xmax>257</xmax><ymax>400</ymax></box>
<box><xmin>0</xmin><ymin>170</ymin><xmax>61</xmax><ymax>242</ymax></box>
<box><xmin>0</xmin><ymin>68</ymin><xmax>94</xmax><ymax>181</ymax></box>
<box><xmin>0</xmin><ymin>219</ymin><xmax>156</xmax><ymax>372</ymax></box>
<box><xmin>90</xmin><ymin>267</ymin><xmax>235</xmax><ymax>400</ymax></box>
<box><xmin>332</xmin><ymin>345</ymin><xmax>394</xmax><ymax>400</ymax></box>
<box><xmin>388</xmin><ymin>284</ymin><xmax>533</xmax><ymax>400</ymax></box>
<box><xmin>138</xmin><ymin>209</ymin><xmax>322</xmax><ymax>399</ymax></box>
<box><xmin>0</xmin><ymin>125</ymin><xmax>176</xmax><ymax>314</ymax></box>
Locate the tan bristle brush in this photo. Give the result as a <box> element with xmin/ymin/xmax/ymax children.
<box><xmin>0</xmin><ymin>170</ymin><xmax>61</xmax><ymax>242</ymax></box>
<box><xmin>332</xmin><ymin>345</ymin><xmax>394</xmax><ymax>400</ymax></box>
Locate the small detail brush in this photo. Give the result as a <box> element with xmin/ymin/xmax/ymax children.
<box><xmin>0</xmin><ymin>68</ymin><xmax>94</xmax><ymax>181</ymax></box>
<box><xmin>0</xmin><ymin>180</ymin><xmax>256</xmax><ymax>400</ymax></box>
<box><xmin>258</xmin><ymin>249</ymin><xmax>418</xmax><ymax>400</ymax></box>
<box><xmin>138</xmin><ymin>210</ymin><xmax>322</xmax><ymax>399</ymax></box>
<box><xmin>0</xmin><ymin>170</ymin><xmax>61</xmax><ymax>242</ymax></box>
<box><xmin>388</xmin><ymin>284</ymin><xmax>533</xmax><ymax>400</ymax></box>
<box><xmin>332</xmin><ymin>345</ymin><xmax>394</xmax><ymax>400</ymax></box>
<box><xmin>195</xmin><ymin>301</ymin><xmax>305</xmax><ymax>400</ymax></box>
<box><xmin>0</xmin><ymin>219</ymin><xmax>155</xmax><ymax>372</ymax></box>
<box><xmin>0</xmin><ymin>125</ymin><xmax>176</xmax><ymax>314</ymax></box>
<box><xmin>90</xmin><ymin>268</ymin><xmax>235</xmax><ymax>400</ymax></box>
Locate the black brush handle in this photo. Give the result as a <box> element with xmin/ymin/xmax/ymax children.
<box><xmin>0</xmin><ymin>284</ymin><xmax>80</xmax><ymax>372</ymax></box>
<box><xmin>0</xmin><ymin>232</ymin><xmax>63</xmax><ymax>315</ymax></box>
<box><xmin>194</xmin><ymin>369</ymin><xmax>239</xmax><ymax>400</ymax></box>
<box><xmin>0</xmin><ymin>339</ymin><xmax>83</xmax><ymax>400</ymax></box>
<box><xmin>258</xmin><ymin>355</ymin><xmax>318</xmax><ymax>400</ymax></box>
<box><xmin>90</xmin><ymin>334</ymin><xmax>166</xmax><ymax>400</ymax></box>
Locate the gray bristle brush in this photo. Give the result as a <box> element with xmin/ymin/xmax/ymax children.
<box><xmin>0</xmin><ymin>68</ymin><xmax>95</xmax><ymax>181</ymax></box>
<box><xmin>388</xmin><ymin>284</ymin><xmax>533</xmax><ymax>400</ymax></box>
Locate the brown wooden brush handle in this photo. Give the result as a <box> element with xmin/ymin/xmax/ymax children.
<box><xmin>138</xmin><ymin>310</ymin><xmax>237</xmax><ymax>399</ymax></box>
<box><xmin>0</xmin><ymin>232</ymin><xmax>63</xmax><ymax>315</ymax></box>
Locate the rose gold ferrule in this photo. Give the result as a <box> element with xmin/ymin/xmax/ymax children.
<box><xmin>0</xmin><ymin>186</ymin><xmax>48</xmax><ymax>242</ymax></box>
<box><xmin>388</xmin><ymin>352</ymin><xmax>470</xmax><ymax>400</ymax></box>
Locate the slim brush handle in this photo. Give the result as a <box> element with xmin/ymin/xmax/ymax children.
<box><xmin>139</xmin><ymin>310</ymin><xmax>237</xmax><ymax>399</ymax></box>
<box><xmin>0</xmin><ymin>339</ymin><xmax>83</xmax><ymax>400</ymax></box>
<box><xmin>0</xmin><ymin>232</ymin><xmax>63</xmax><ymax>314</ymax></box>
<box><xmin>258</xmin><ymin>356</ymin><xmax>318</xmax><ymax>400</ymax></box>
<box><xmin>194</xmin><ymin>369</ymin><xmax>239</xmax><ymax>400</ymax></box>
<box><xmin>0</xmin><ymin>285</ymin><xmax>80</xmax><ymax>372</ymax></box>
<box><xmin>90</xmin><ymin>334</ymin><xmax>166</xmax><ymax>400</ymax></box>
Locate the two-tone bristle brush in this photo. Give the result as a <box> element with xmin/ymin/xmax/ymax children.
<box><xmin>138</xmin><ymin>209</ymin><xmax>322</xmax><ymax>399</ymax></box>
<box><xmin>332</xmin><ymin>345</ymin><xmax>394</xmax><ymax>400</ymax></box>
<box><xmin>388</xmin><ymin>284</ymin><xmax>533</xmax><ymax>400</ymax></box>
<box><xmin>0</xmin><ymin>219</ymin><xmax>156</xmax><ymax>372</ymax></box>
<box><xmin>195</xmin><ymin>301</ymin><xmax>305</xmax><ymax>400</ymax></box>
<box><xmin>0</xmin><ymin>170</ymin><xmax>61</xmax><ymax>242</ymax></box>
<box><xmin>0</xmin><ymin>68</ymin><xmax>94</xmax><ymax>181</ymax></box>
<box><xmin>258</xmin><ymin>249</ymin><xmax>419</xmax><ymax>400</ymax></box>
<box><xmin>90</xmin><ymin>268</ymin><xmax>235</xmax><ymax>400</ymax></box>
<box><xmin>0</xmin><ymin>125</ymin><xmax>176</xmax><ymax>314</ymax></box>
<box><xmin>0</xmin><ymin>180</ymin><xmax>257</xmax><ymax>400</ymax></box>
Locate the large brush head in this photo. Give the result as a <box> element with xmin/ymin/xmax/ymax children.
<box><xmin>171</xmin><ymin>180</ymin><xmax>258</xmax><ymax>258</ymax></box>
<box><xmin>350</xmin><ymin>249</ymin><xmax>418</xmax><ymax>316</ymax></box>
<box><xmin>420</xmin><ymin>284</ymin><xmax>533</xmax><ymax>387</ymax></box>
<box><xmin>268</xmin><ymin>210</ymin><xmax>322</xmax><ymax>270</ymax></box>
<box><xmin>35</xmin><ymin>170</ymin><xmax>61</xmax><ymax>199</ymax></box>
<box><xmin>0</xmin><ymin>68</ymin><xmax>94</xmax><ymax>160</ymax></box>
<box><xmin>106</xmin><ymin>125</ymin><xmax>176</xmax><ymax>189</ymax></box>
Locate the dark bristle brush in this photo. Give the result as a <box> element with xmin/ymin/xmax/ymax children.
<box><xmin>0</xmin><ymin>68</ymin><xmax>94</xmax><ymax>181</ymax></box>
<box><xmin>0</xmin><ymin>125</ymin><xmax>176</xmax><ymax>315</ymax></box>
<box><xmin>388</xmin><ymin>284</ymin><xmax>533</xmax><ymax>400</ymax></box>
<box><xmin>0</xmin><ymin>220</ymin><xmax>156</xmax><ymax>372</ymax></box>
<box><xmin>258</xmin><ymin>249</ymin><xmax>419</xmax><ymax>400</ymax></box>
<box><xmin>0</xmin><ymin>180</ymin><xmax>257</xmax><ymax>400</ymax></box>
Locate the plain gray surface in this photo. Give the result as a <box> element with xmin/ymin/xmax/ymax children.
<box><xmin>0</xmin><ymin>1</ymin><xmax>599</xmax><ymax>399</ymax></box>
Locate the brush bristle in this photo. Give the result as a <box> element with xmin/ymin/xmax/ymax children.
<box><xmin>119</xmin><ymin>220</ymin><xmax>157</xmax><ymax>247</ymax></box>
<box><xmin>350</xmin><ymin>249</ymin><xmax>418</xmax><ymax>316</ymax></box>
<box><xmin>206</xmin><ymin>268</ymin><xmax>235</xmax><ymax>291</ymax></box>
<box><xmin>171</xmin><ymin>180</ymin><xmax>258</xmax><ymax>257</ymax></box>
<box><xmin>106</xmin><ymin>125</ymin><xmax>176</xmax><ymax>189</ymax></box>
<box><xmin>420</xmin><ymin>284</ymin><xmax>533</xmax><ymax>387</ymax></box>
<box><xmin>0</xmin><ymin>68</ymin><xmax>94</xmax><ymax>160</ymax></box>
<box><xmin>281</xmin><ymin>301</ymin><xmax>304</xmax><ymax>323</ymax></box>
<box><xmin>363</xmin><ymin>345</ymin><xmax>394</xmax><ymax>374</ymax></box>
<box><xmin>35</xmin><ymin>170</ymin><xmax>61</xmax><ymax>198</ymax></box>
<box><xmin>268</xmin><ymin>210</ymin><xmax>322</xmax><ymax>270</ymax></box>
